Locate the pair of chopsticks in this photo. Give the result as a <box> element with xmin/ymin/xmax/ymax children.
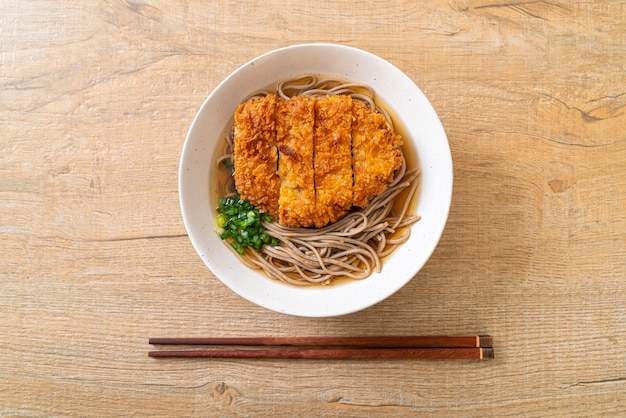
<box><xmin>148</xmin><ymin>335</ymin><xmax>494</xmax><ymax>360</ymax></box>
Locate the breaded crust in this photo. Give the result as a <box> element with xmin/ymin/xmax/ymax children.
<box><xmin>313</xmin><ymin>95</ymin><xmax>354</xmax><ymax>227</ymax></box>
<box><xmin>351</xmin><ymin>101</ymin><xmax>403</xmax><ymax>208</ymax></box>
<box><xmin>231</xmin><ymin>94</ymin><xmax>403</xmax><ymax>228</ymax></box>
<box><xmin>233</xmin><ymin>94</ymin><xmax>280</xmax><ymax>218</ymax></box>
<box><xmin>275</xmin><ymin>96</ymin><xmax>317</xmax><ymax>228</ymax></box>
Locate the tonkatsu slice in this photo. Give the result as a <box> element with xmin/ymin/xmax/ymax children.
<box><xmin>233</xmin><ymin>94</ymin><xmax>280</xmax><ymax>218</ymax></box>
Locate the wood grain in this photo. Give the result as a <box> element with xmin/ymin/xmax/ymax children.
<box><xmin>1</xmin><ymin>0</ymin><xmax>625</xmax><ymax>416</ymax></box>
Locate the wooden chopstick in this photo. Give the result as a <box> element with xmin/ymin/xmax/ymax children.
<box><xmin>148</xmin><ymin>335</ymin><xmax>494</xmax><ymax>360</ymax></box>
<box><xmin>149</xmin><ymin>347</ymin><xmax>494</xmax><ymax>360</ymax></box>
<box><xmin>149</xmin><ymin>335</ymin><xmax>492</xmax><ymax>348</ymax></box>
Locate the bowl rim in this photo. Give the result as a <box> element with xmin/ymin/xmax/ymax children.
<box><xmin>179</xmin><ymin>43</ymin><xmax>453</xmax><ymax>317</ymax></box>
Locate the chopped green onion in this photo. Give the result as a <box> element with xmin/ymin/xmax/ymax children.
<box><xmin>216</xmin><ymin>213</ymin><xmax>227</xmax><ymax>228</ymax></box>
<box><xmin>216</xmin><ymin>194</ymin><xmax>279</xmax><ymax>253</ymax></box>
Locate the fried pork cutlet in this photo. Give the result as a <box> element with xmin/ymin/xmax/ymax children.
<box><xmin>351</xmin><ymin>100</ymin><xmax>403</xmax><ymax>208</ymax></box>
<box><xmin>313</xmin><ymin>95</ymin><xmax>354</xmax><ymax>228</ymax></box>
<box><xmin>231</xmin><ymin>94</ymin><xmax>403</xmax><ymax>228</ymax></box>
<box><xmin>275</xmin><ymin>96</ymin><xmax>317</xmax><ymax>228</ymax></box>
<box><xmin>232</xmin><ymin>94</ymin><xmax>280</xmax><ymax>218</ymax></box>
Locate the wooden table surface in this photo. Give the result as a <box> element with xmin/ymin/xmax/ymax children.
<box><xmin>2</xmin><ymin>1</ymin><xmax>625</xmax><ymax>416</ymax></box>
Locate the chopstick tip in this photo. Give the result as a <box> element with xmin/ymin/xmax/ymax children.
<box><xmin>481</xmin><ymin>348</ymin><xmax>495</xmax><ymax>360</ymax></box>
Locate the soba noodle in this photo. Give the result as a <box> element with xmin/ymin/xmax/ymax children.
<box><xmin>218</xmin><ymin>75</ymin><xmax>421</xmax><ymax>286</ymax></box>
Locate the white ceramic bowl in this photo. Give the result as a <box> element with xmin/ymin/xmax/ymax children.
<box><xmin>179</xmin><ymin>44</ymin><xmax>452</xmax><ymax>317</ymax></box>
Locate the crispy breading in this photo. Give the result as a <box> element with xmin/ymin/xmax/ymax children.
<box><xmin>231</xmin><ymin>94</ymin><xmax>403</xmax><ymax>228</ymax></box>
<box><xmin>275</xmin><ymin>96</ymin><xmax>317</xmax><ymax>228</ymax></box>
<box><xmin>312</xmin><ymin>95</ymin><xmax>354</xmax><ymax>228</ymax></box>
<box><xmin>351</xmin><ymin>101</ymin><xmax>403</xmax><ymax>208</ymax></box>
<box><xmin>232</xmin><ymin>94</ymin><xmax>280</xmax><ymax>218</ymax></box>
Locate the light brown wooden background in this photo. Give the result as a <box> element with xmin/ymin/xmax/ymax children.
<box><xmin>1</xmin><ymin>1</ymin><xmax>625</xmax><ymax>416</ymax></box>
